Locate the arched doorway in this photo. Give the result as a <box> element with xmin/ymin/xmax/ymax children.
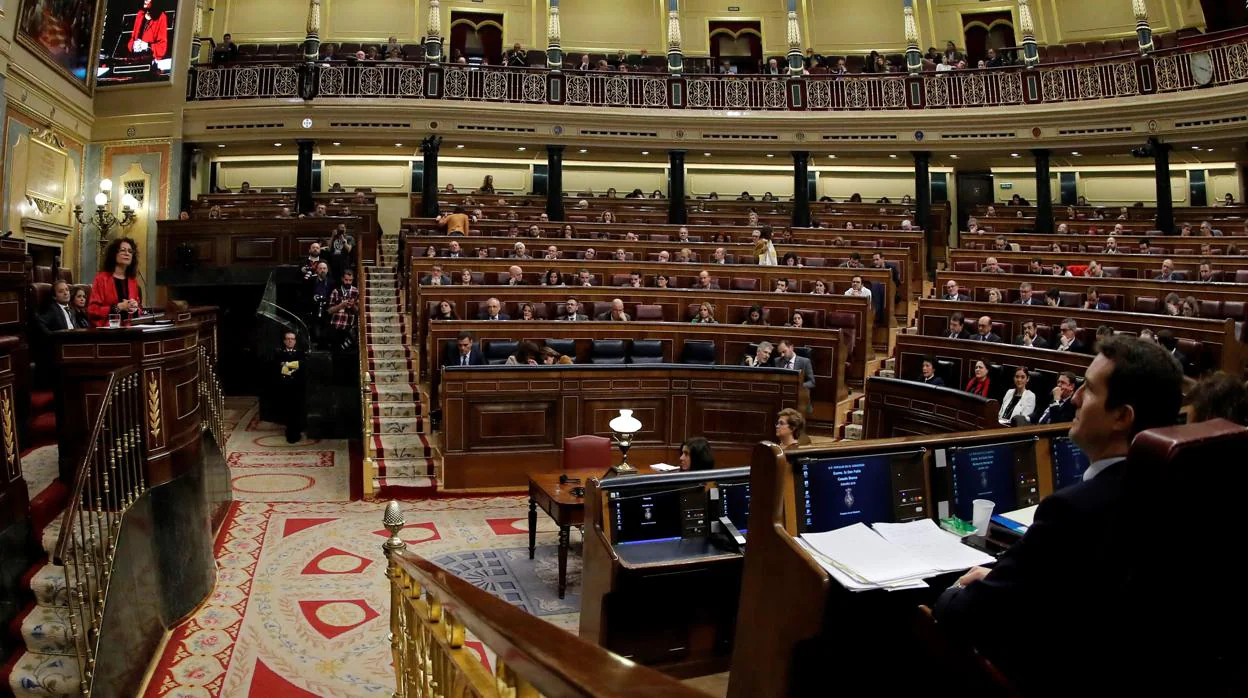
<box><xmin>961</xmin><ymin>11</ymin><xmax>1016</xmax><ymax>65</ymax></box>
<box><xmin>708</xmin><ymin>21</ymin><xmax>762</xmax><ymax>73</ymax></box>
<box><xmin>449</xmin><ymin>12</ymin><xmax>503</xmax><ymax>65</ymax></box>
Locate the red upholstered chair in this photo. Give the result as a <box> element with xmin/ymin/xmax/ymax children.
<box><xmin>634</xmin><ymin>304</ymin><xmax>663</xmax><ymax>321</ymax></box>
<box><xmin>562</xmin><ymin>435</ymin><xmax>612</xmax><ymax>472</ymax></box>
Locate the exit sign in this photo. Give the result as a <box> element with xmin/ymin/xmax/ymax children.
<box><xmin>1000</xmin><ymin>183</ymin><xmax>1014</xmax><ymax>190</ymax></box>
<box><xmin>728</xmin><ymin>6</ymin><xmax>740</xmax><ymax>11</ymax></box>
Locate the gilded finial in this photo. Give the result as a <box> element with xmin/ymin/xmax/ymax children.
<box><xmin>383</xmin><ymin>500</ymin><xmax>406</xmax><ymax>552</ymax></box>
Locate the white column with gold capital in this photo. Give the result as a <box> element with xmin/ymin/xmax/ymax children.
<box><xmin>903</xmin><ymin>0</ymin><xmax>921</xmax><ymax>73</ymax></box>
<box><xmin>1133</xmin><ymin>0</ymin><xmax>1155</xmax><ymax>54</ymax></box>
<box><xmin>425</xmin><ymin>0</ymin><xmax>444</xmax><ymax>62</ymax></box>
<box><xmin>1018</xmin><ymin>0</ymin><xmax>1039</xmax><ymax>66</ymax></box>
<box><xmin>547</xmin><ymin>0</ymin><xmax>563</xmax><ymax>70</ymax></box>
<box><xmin>667</xmin><ymin>0</ymin><xmax>684</xmax><ymax>75</ymax></box>
<box><xmin>190</xmin><ymin>0</ymin><xmax>205</xmax><ymax>64</ymax></box>
<box><xmin>786</xmin><ymin>0</ymin><xmax>803</xmax><ymax>76</ymax></box>
<box><xmin>303</xmin><ymin>0</ymin><xmax>320</xmax><ymax>62</ymax></box>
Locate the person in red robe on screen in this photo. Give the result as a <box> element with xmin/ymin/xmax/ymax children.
<box><xmin>128</xmin><ymin>0</ymin><xmax>169</xmax><ymax>60</ymax></box>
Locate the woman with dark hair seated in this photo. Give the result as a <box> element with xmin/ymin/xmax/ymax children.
<box><xmin>433</xmin><ymin>300</ymin><xmax>458</xmax><ymax>320</ymax></box>
<box><xmin>505</xmin><ymin>341</ymin><xmax>541</xmax><ymax>365</ymax></box>
<box><xmin>88</xmin><ymin>237</ymin><xmax>143</xmax><ymax>327</ymax></box>
<box><xmin>539</xmin><ymin>346</ymin><xmax>573</xmax><ymax>365</ymax></box>
<box><xmin>1190</xmin><ymin>371</ymin><xmax>1248</xmax><ymax>425</ymax></box>
<box><xmin>742</xmin><ymin>304</ymin><xmax>767</xmax><ymax>326</ymax></box>
<box><xmin>679</xmin><ymin>437</ymin><xmax>715</xmax><ymax>471</ymax></box>
<box><xmin>965</xmin><ymin>360</ymin><xmax>991</xmax><ymax>397</ymax></box>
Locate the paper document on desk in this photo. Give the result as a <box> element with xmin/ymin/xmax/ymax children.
<box><xmin>871</xmin><ymin>519</ymin><xmax>995</xmax><ymax>573</ymax></box>
<box><xmin>794</xmin><ymin>538</ymin><xmax>930</xmax><ymax>592</ymax></box>
<box><xmin>800</xmin><ymin>523</ymin><xmax>938</xmax><ymax>586</ymax></box>
<box><xmin>649</xmin><ymin>463</ymin><xmax>679</xmax><ymax>472</ymax></box>
<box><xmin>996</xmin><ymin>505</ymin><xmax>1038</xmax><ymax>532</ymax></box>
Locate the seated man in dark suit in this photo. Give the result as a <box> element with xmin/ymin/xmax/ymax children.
<box><xmin>946</xmin><ymin>312</ymin><xmax>970</xmax><ymax>340</ymax></box>
<box><xmin>934</xmin><ymin>337</ymin><xmax>1183</xmax><ymax>694</ymax></box>
<box><xmin>941</xmin><ymin>280</ymin><xmax>967</xmax><ymax>301</ymax></box>
<box><xmin>1156</xmin><ymin>329</ymin><xmax>1186</xmax><ymax>370</ymax></box>
<box><xmin>1014</xmin><ymin>319</ymin><xmax>1050</xmax><ymax>349</ymax></box>
<box><xmin>917</xmin><ymin>357</ymin><xmax>945</xmax><ymax>386</ymax></box>
<box><xmin>444</xmin><ymin>331</ymin><xmax>487</xmax><ymax>368</ymax></box>
<box><xmin>1014</xmin><ymin>282</ymin><xmax>1043</xmax><ymax>306</ymax></box>
<box><xmin>39</xmin><ymin>280</ymin><xmax>90</xmax><ymax>331</ymax></box>
<box><xmin>421</xmin><ymin>263</ymin><xmax>452</xmax><ymax>286</ymax></box>
<box><xmin>972</xmin><ymin>315</ymin><xmax>1002</xmax><ymax>343</ymax></box>
<box><xmin>1054</xmin><ymin>318</ymin><xmax>1087</xmax><ymax>353</ymax></box>
<box><xmin>595</xmin><ymin>298</ymin><xmax>631</xmax><ymax>321</ymax></box>
<box><xmin>1033</xmin><ymin>371</ymin><xmax>1077</xmax><ymax>424</ymax></box>
<box><xmin>557</xmin><ymin>298</ymin><xmax>589</xmax><ymax>322</ymax></box>
<box><xmin>477</xmin><ymin>297</ymin><xmax>510</xmax><ymax>321</ymax></box>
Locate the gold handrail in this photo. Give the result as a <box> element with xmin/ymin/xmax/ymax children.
<box><xmin>360</xmin><ymin>251</ymin><xmax>376</xmax><ymax>496</ymax></box>
<box><xmin>200</xmin><ymin>346</ymin><xmax>226</xmax><ymax>446</ymax></box>
<box><xmin>381</xmin><ymin>501</ymin><xmax>711</xmax><ymax>698</ymax></box>
<box><xmin>54</xmin><ymin>366</ymin><xmax>146</xmax><ymax>694</ymax></box>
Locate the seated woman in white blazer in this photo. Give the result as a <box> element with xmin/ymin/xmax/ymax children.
<box><xmin>998</xmin><ymin>367</ymin><xmax>1037</xmax><ymax>426</ymax></box>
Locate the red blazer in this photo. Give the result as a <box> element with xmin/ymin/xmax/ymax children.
<box><xmin>87</xmin><ymin>272</ymin><xmax>142</xmax><ymax>327</ymax></box>
<box><xmin>129</xmin><ymin>11</ymin><xmax>169</xmax><ymax>60</ymax></box>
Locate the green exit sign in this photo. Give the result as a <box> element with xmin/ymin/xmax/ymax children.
<box><xmin>999</xmin><ymin>183</ymin><xmax>1013</xmax><ymax>190</ymax></box>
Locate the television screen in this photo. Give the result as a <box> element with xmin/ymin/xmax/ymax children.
<box><xmin>609</xmin><ymin>486</ymin><xmax>699</xmax><ymax>544</ymax></box>
<box><xmin>97</xmin><ymin>0</ymin><xmax>177</xmax><ymax>86</ymax></box>
<box><xmin>798</xmin><ymin>454</ymin><xmax>898</xmax><ymax>533</ymax></box>
<box><xmin>719</xmin><ymin>482</ymin><xmax>751</xmax><ymax>533</ymax></box>
<box><xmin>1050</xmin><ymin>436</ymin><xmax>1091</xmax><ymax>491</ymax></box>
<box><xmin>949</xmin><ymin>441</ymin><xmax>1036</xmax><ymax>520</ymax></box>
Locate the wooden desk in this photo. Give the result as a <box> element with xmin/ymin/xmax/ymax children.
<box><xmin>527</xmin><ymin>466</ymin><xmax>655</xmax><ymax>599</ymax></box>
<box><xmin>440</xmin><ymin>365</ymin><xmax>796</xmax><ymax>490</ymax></box>
<box><xmin>156</xmin><ymin>216</ymin><xmax>366</xmax><ymax>283</ymax></box>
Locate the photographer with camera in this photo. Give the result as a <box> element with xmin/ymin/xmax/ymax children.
<box><xmin>327</xmin><ymin>269</ymin><xmax>359</xmax><ymax>352</ymax></box>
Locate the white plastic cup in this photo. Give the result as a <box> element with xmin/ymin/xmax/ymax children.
<box><xmin>108</xmin><ymin>313</ymin><xmax>121</xmax><ymax>329</ymax></box>
<box><xmin>971</xmin><ymin>499</ymin><xmax>995</xmax><ymax>537</ymax></box>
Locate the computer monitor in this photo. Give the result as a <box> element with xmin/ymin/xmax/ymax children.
<box><xmin>719</xmin><ymin>482</ymin><xmax>751</xmax><ymax>533</ymax></box>
<box><xmin>945</xmin><ymin>439</ymin><xmax>1039</xmax><ymax>521</ymax></box>
<box><xmin>1050</xmin><ymin>436</ymin><xmax>1091</xmax><ymax>492</ymax></box>
<box><xmin>794</xmin><ymin>450</ymin><xmax>927</xmax><ymax>534</ymax></box>
<box><xmin>608</xmin><ymin>484</ymin><xmax>706</xmax><ymax>544</ymax></box>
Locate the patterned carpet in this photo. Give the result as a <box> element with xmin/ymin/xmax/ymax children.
<box><xmin>142</xmin><ymin>399</ymin><xmax>579</xmax><ymax>698</ymax></box>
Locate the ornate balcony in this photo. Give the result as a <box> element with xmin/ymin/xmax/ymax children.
<box><xmin>187</xmin><ymin>29</ymin><xmax>1248</xmax><ymax>111</ymax></box>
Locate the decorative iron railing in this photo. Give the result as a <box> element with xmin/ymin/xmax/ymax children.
<box><xmin>186</xmin><ymin>30</ymin><xmax>1248</xmax><ymax>110</ymax></box>
<box><xmin>55</xmin><ymin>367</ymin><xmax>145</xmax><ymax>694</ymax></box>
<box><xmin>381</xmin><ymin>501</ymin><xmax>709</xmax><ymax>697</ymax></box>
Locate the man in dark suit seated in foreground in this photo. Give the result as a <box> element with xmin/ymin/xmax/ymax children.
<box><xmin>933</xmin><ymin>336</ymin><xmax>1183</xmax><ymax>695</ymax></box>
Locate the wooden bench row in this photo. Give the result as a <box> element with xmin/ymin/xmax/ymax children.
<box><xmin>156</xmin><ymin>217</ymin><xmax>370</xmax><ymax>273</ymax></box>
<box><xmin>404</xmin><ymin>218</ymin><xmax>929</xmax><ymax>283</ymax></box>
<box><xmin>969</xmin><ymin>216</ymin><xmax>1247</xmax><ymax>235</ymax></box>
<box><xmin>946</xmin><ymin>249</ymin><xmax>1248</xmax><ymax>282</ymax></box>
<box><xmin>916</xmin><ymin>299</ymin><xmax>1242</xmax><ymax>377</ymax></box>
<box><xmin>957</xmin><ymin>230</ymin><xmax>1248</xmax><ymax>254</ymax></box>
<box><xmin>404</xmin><ymin>234</ymin><xmax>915</xmax><ymax>304</ymax></box>
<box><xmin>410</xmin><ymin>284</ymin><xmax>873</xmax><ymax>384</ymax></box>
<box><xmin>427</xmin><ymin>321</ymin><xmax>848</xmax><ymax>427</ymax></box>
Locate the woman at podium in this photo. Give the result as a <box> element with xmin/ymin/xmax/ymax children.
<box><xmin>88</xmin><ymin>238</ymin><xmax>143</xmax><ymax>327</ymax></box>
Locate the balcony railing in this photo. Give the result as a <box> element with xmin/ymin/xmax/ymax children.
<box><xmin>186</xmin><ymin>30</ymin><xmax>1248</xmax><ymax>110</ymax></box>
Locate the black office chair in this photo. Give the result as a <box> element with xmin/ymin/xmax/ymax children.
<box><xmin>629</xmin><ymin>339</ymin><xmax>664</xmax><ymax>364</ymax></box>
<box><xmin>484</xmin><ymin>341</ymin><xmax>517</xmax><ymax>365</ymax></box>
<box><xmin>590</xmin><ymin>340</ymin><xmax>627</xmax><ymax>364</ymax></box>
<box><xmin>544</xmin><ymin>338</ymin><xmax>576</xmax><ymax>359</ymax></box>
<box><xmin>681</xmin><ymin>340</ymin><xmax>716</xmax><ymax>365</ymax></box>
<box><xmin>935</xmin><ymin>359</ymin><xmax>957</xmax><ymax>388</ymax></box>
<box><xmin>794</xmin><ymin>346</ymin><xmax>813</xmax><ymax>360</ymax></box>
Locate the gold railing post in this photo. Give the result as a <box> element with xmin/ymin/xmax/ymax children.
<box><xmin>383</xmin><ymin>501</ymin><xmax>408</xmax><ymax>698</ymax></box>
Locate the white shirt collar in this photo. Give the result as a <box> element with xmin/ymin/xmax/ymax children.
<box><xmin>1083</xmin><ymin>456</ymin><xmax>1125</xmax><ymax>482</ymax></box>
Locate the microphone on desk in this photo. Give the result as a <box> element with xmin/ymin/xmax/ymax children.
<box><xmin>559</xmin><ymin>474</ymin><xmax>582</xmax><ymax>485</ymax></box>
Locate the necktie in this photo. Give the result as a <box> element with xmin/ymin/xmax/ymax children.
<box><xmin>461</xmin><ymin>355</ymin><xmax>467</xmax><ymax>366</ymax></box>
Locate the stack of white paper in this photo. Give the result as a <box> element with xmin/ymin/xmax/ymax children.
<box><xmin>798</xmin><ymin>520</ymin><xmax>994</xmax><ymax>592</ymax></box>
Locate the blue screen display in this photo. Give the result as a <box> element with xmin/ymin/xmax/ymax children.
<box><xmin>799</xmin><ymin>454</ymin><xmax>894</xmax><ymax>533</ymax></box>
<box><xmin>720</xmin><ymin>483</ymin><xmax>751</xmax><ymax>533</ymax></box>
<box><xmin>950</xmin><ymin>443</ymin><xmax>1020</xmax><ymax>520</ymax></box>
<box><xmin>1050</xmin><ymin>437</ymin><xmax>1091</xmax><ymax>491</ymax></box>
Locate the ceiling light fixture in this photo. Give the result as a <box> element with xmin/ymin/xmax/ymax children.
<box><xmin>332</xmin><ymin>142</ymin><xmax>342</xmax><ymax>146</ymax></box>
<box><xmin>517</xmin><ymin>146</ymin><xmax>526</xmax><ymax>151</ymax></box>
<box><xmin>766</xmin><ymin>153</ymin><xmax>775</xmax><ymax>158</ymax></box>
<box><xmin>703</xmin><ymin>152</ymin><xmax>711</xmax><ymax>156</ymax></box>
<box><xmin>949</xmin><ymin>154</ymin><xmax>959</xmax><ymax>159</ymax></box>
<box><xmin>641</xmin><ymin>151</ymin><xmax>649</xmax><ymax>155</ymax></box>
<box><xmin>217</xmin><ymin>144</ymin><xmax>226</xmax><ymax>148</ymax></box>
<box><xmin>1071</xmin><ymin>151</ymin><xmax>1082</xmax><ymax>156</ymax></box>
<box><xmin>579</xmin><ymin>148</ymin><xmax>587</xmax><ymax>153</ymax></box>
<box><xmin>889</xmin><ymin>154</ymin><xmax>898</xmax><ymax>159</ymax></box>
<box><xmin>1191</xmin><ymin>145</ymin><xmax>1202</xmax><ymax>150</ymax></box>
<box><xmin>395</xmin><ymin>143</ymin><xmax>403</xmax><ymax>147</ymax></box>
<box><xmin>1010</xmin><ymin>153</ymin><xmax>1020</xmax><ymax>158</ymax></box>
<box><xmin>456</xmin><ymin>144</ymin><xmax>465</xmax><ymax>149</ymax></box>
<box><xmin>273</xmin><ymin>142</ymin><xmax>282</xmax><ymax>147</ymax></box>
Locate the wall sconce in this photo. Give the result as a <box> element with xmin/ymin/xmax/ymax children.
<box><xmin>74</xmin><ymin>178</ymin><xmax>138</xmax><ymax>244</ymax></box>
<box><xmin>607</xmin><ymin>409</ymin><xmax>642</xmax><ymax>476</ymax></box>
